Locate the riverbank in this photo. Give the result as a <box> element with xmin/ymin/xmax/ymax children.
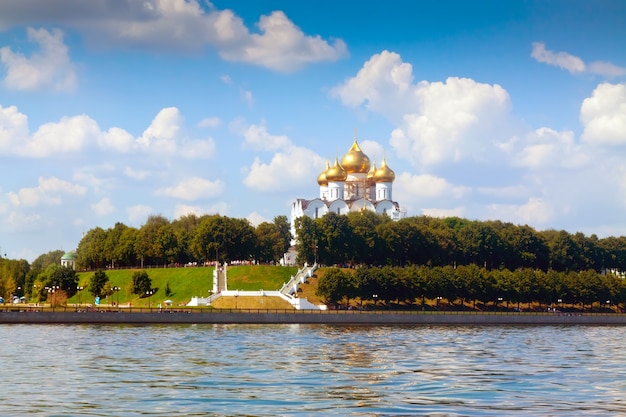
<box><xmin>2</xmin><ymin>310</ymin><xmax>626</xmax><ymax>325</ymax></box>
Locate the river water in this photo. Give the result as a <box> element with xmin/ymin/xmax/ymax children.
<box><xmin>1</xmin><ymin>324</ymin><xmax>625</xmax><ymax>416</ymax></box>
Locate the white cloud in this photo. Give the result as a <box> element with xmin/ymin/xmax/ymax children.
<box><xmin>0</xmin><ymin>105</ymin><xmax>29</xmax><ymax>152</ymax></box>
<box><xmin>126</xmin><ymin>204</ymin><xmax>152</xmax><ymax>224</ymax></box>
<box><xmin>242</xmin><ymin>122</ymin><xmax>291</xmax><ymax>151</ymax></box>
<box><xmin>0</xmin><ymin>105</ymin><xmax>216</xmax><ymax>158</ymax></box>
<box><xmin>247</xmin><ymin>211</ymin><xmax>267</xmax><ymax>227</ymax></box>
<box><xmin>421</xmin><ymin>207</ymin><xmax>466</xmax><ymax>218</ymax></box>
<box><xmin>218</xmin><ymin>10</ymin><xmax>347</xmax><ymax>72</ymax></box>
<box><xmin>7</xmin><ymin>176</ymin><xmax>86</xmax><ymax>207</ymax></box>
<box><xmin>580</xmin><ymin>83</ymin><xmax>626</xmax><ymax>146</ymax></box>
<box><xmin>486</xmin><ymin>197</ymin><xmax>556</xmax><ymax>226</ymax></box>
<box><xmin>332</xmin><ymin>51</ymin><xmax>512</xmax><ymax>167</ymax></box>
<box><xmin>198</xmin><ymin>117</ymin><xmax>221</xmax><ymax>128</ymax></box>
<box><xmin>100</xmin><ymin>127</ymin><xmax>135</xmax><ymax>153</ymax></box>
<box><xmin>531</xmin><ymin>42</ymin><xmax>626</xmax><ymax>77</ymax></box>
<box><xmin>395</xmin><ymin>172</ymin><xmax>471</xmax><ymax>200</ymax></box>
<box><xmin>91</xmin><ymin>197</ymin><xmax>115</xmax><ymax>216</ymax></box>
<box><xmin>138</xmin><ymin>107</ymin><xmax>216</xmax><ymax>158</ymax></box>
<box><xmin>512</xmin><ymin>127</ymin><xmax>587</xmax><ymax>170</ymax></box>
<box><xmin>0</xmin><ymin>27</ymin><xmax>76</xmax><ymax>92</ymax></box>
<box><xmin>155</xmin><ymin>177</ymin><xmax>225</xmax><ymax>201</ymax></box>
<box><xmin>243</xmin><ymin>146</ymin><xmax>325</xmax><ymax>192</ymax></box>
<box><xmin>241</xmin><ymin>89</ymin><xmax>254</xmax><ymax>106</ymax></box>
<box><xmin>531</xmin><ymin>42</ymin><xmax>585</xmax><ymax>74</ymax></box>
<box><xmin>25</xmin><ymin>114</ymin><xmax>100</xmax><ymax>157</ymax></box>
<box><xmin>5</xmin><ymin>210</ymin><xmax>42</xmax><ymax>232</ymax></box>
<box><xmin>173</xmin><ymin>202</ymin><xmax>229</xmax><ymax>219</ymax></box>
<box><xmin>0</xmin><ymin>1</ymin><xmax>346</xmax><ymax>72</ymax></box>
<box><xmin>123</xmin><ymin>167</ymin><xmax>150</xmax><ymax>180</ymax></box>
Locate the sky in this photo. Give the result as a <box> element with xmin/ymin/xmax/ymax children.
<box><xmin>0</xmin><ymin>0</ymin><xmax>625</xmax><ymax>262</ymax></box>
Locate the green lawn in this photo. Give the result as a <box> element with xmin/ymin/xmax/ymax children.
<box><xmin>70</xmin><ymin>265</ymin><xmax>298</xmax><ymax>307</ymax></box>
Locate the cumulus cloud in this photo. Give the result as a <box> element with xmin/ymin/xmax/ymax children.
<box><xmin>0</xmin><ymin>1</ymin><xmax>347</xmax><ymax>72</ymax></box>
<box><xmin>126</xmin><ymin>204</ymin><xmax>152</xmax><ymax>224</ymax></box>
<box><xmin>512</xmin><ymin>127</ymin><xmax>587</xmax><ymax>170</ymax></box>
<box><xmin>332</xmin><ymin>51</ymin><xmax>512</xmax><ymax>167</ymax></box>
<box><xmin>155</xmin><ymin>177</ymin><xmax>225</xmax><ymax>201</ymax></box>
<box><xmin>531</xmin><ymin>42</ymin><xmax>626</xmax><ymax>77</ymax></box>
<box><xmin>241</xmin><ymin>122</ymin><xmax>290</xmax><ymax>151</ymax></box>
<box><xmin>0</xmin><ymin>27</ymin><xmax>76</xmax><ymax>91</ymax></box>
<box><xmin>218</xmin><ymin>10</ymin><xmax>347</xmax><ymax>72</ymax></box>
<box><xmin>91</xmin><ymin>197</ymin><xmax>115</xmax><ymax>216</ymax></box>
<box><xmin>0</xmin><ymin>105</ymin><xmax>216</xmax><ymax>158</ymax></box>
<box><xmin>580</xmin><ymin>83</ymin><xmax>626</xmax><ymax>145</ymax></box>
<box><xmin>7</xmin><ymin>176</ymin><xmax>86</xmax><ymax>207</ymax></box>
<box><xmin>247</xmin><ymin>211</ymin><xmax>267</xmax><ymax>227</ymax></box>
<box><xmin>243</xmin><ymin>146</ymin><xmax>325</xmax><ymax>192</ymax></box>
<box><xmin>486</xmin><ymin>197</ymin><xmax>556</xmax><ymax>226</ymax></box>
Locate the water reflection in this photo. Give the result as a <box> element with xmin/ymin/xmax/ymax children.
<box><xmin>2</xmin><ymin>324</ymin><xmax>626</xmax><ymax>416</ymax></box>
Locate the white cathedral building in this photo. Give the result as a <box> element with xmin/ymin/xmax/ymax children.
<box><xmin>289</xmin><ymin>137</ymin><xmax>405</xmax><ymax>245</ymax></box>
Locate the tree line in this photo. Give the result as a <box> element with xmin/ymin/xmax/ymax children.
<box><xmin>295</xmin><ymin>211</ymin><xmax>626</xmax><ymax>273</ymax></box>
<box><xmin>316</xmin><ymin>265</ymin><xmax>626</xmax><ymax>311</ymax></box>
<box><xmin>76</xmin><ymin>214</ymin><xmax>292</xmax><ymax>270</ymax></box>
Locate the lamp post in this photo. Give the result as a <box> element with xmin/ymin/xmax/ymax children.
<box><xmin>46</xmin><ymin>286</ymin><xmax>59</xmax><ymax>311</ymax></box>
<box><xmin>77</xmin><ymin>286</ymin><xmax>84</xmax><ymax>309</ymax></box>
<box><xmin>208</xmin><ymin>289</ymin><xmax>213</xmax><ymax>307</ymax></box>
<box><xmin>113</xmin><ymin>286</ymin><xmax>120</xmax><ymax>309</ymax></box>
<box><xmin>146</xmin><ymin>290</ymin><xmax>153</xmax><ymax>310</ymax></box>
<box><xmin>373</xmin><ymin>294</ymin><xmax>378</xmax><ymax>306</ymax></box>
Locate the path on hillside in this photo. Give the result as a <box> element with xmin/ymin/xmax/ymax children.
<box><xmin>217</xmin><ymin>266</ymin><xmax>226</xmax><ymax>292</ymax></box>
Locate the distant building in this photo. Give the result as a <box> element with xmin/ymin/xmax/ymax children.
<box><xmin>290</xmin><ymin>136</ymin><xmax>405</xmax><ymax>244</ymax></box>
<box><xmin>61</xmin><ymin>251</ymin><xmax>77</xmax><ymax>270</ymax></box>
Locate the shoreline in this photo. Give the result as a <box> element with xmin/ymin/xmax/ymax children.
<box><xmin>2</xmin><ymin>310</ymin><xmax>626</xmax><ymax>325</ymax></box>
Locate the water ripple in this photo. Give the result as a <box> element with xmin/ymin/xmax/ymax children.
<box><xmin>2</xmin><ymin>324</ymin><xmax>626</xmax><ymax>416</ymax></box>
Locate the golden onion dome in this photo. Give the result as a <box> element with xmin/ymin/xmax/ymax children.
<box><xmin>317</xmin><ymin>161</ymin><xmax>330</xmax><ymax>186</ymax></box>
<box><xmin>325</xmin><ymin>157</ymin><xmax>347</xmax><ymax>182</ymax></box>
<box><xmin>340</xmin><ymin>139</ymin><xmax>370</xmax><ymax>174</ymax></box>
<box><xmin>373</xmin><ymin>158</ymin><xmax>396</xmax><ymax>183</ymax></box>
<box><xmin>367</xmin><ymin>161</ymin><xmax>377</xmax><ymax>180</ymax></box>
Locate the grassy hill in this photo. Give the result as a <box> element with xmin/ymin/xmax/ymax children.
<box><xmin>70</xmin><ymin>265</ymin><xmax>298</xmax><ymax>308</ymax></box>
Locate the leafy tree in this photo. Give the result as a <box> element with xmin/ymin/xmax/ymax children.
<box><xmin>317</xmin><ymin>212</ymin><xmax>352</xmax><ymax>265</ymax></box>
<box><xmin>30</xmin><ymin>250</ymin><xmax>64</xmax><ymax>271</ymax></box>
<box><xmin>132</xmin><ymin>270</ymin><xmax>152</xmax><ymax>295</ymax></box>
<box><xmin>294</xmin><ymin>216</ymin><xmax>321</xmax><ymax>265</ymax></box>
<box><xmin>89</xmin><ymin>270</ymin><xmax>109</xmax><ymax>298</ymax></box>
<box><xmin>316</xmin><ymin>268</ymin><xmax>351</xmax><ymax>305</ymax></box>
<box><xmin>76</xmin><ymin>227</ymin><xmax>107</xmax><ymax>269</ymax></box>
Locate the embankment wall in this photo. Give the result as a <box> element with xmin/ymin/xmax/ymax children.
<box><xmin>2</xmin><ymin>311</ymin><xmax>626</xmax><ymax>325</ymax></box>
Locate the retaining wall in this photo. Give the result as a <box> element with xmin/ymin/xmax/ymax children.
<box><xmin>2</xmin><ymin>311</ymin><xmax>626</xmax><ymax>325</ymax></box>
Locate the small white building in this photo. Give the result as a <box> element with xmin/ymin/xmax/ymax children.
<box><xmin>61</xmin><ymin>251</ymin><xmax>77</xmax><ymax>270</ymax></box>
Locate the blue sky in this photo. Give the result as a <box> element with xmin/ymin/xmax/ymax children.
<box><xmin>0</xmin><ymin>0</ymin><xmax>625</xmax><ymax>261</ymax></box>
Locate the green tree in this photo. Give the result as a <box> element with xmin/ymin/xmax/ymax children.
<box><xmin>76</xmin><ymin>227</ymin><xmax>108</xmax><ymax>269</ymax></box>
<box><xmin>315</xmin><ymin>267</ymin><xmax>350</xmax><ymax>305</ymax></box>
<box><xmin>132</xmin><ymin>270</ymin><xmax>152</xmax><ymax>295</ymax></box>
<box><xmin>89</xmin><ymin>270</ymin><xmax>109</xmax><ymax>298</ymax></box>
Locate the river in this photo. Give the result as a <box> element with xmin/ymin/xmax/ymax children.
<box><xmin>1</xmin><ymin>324</ymin><xmax>625</xmax><ymax>416</ymax></box>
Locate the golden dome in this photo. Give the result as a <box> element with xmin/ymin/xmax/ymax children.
<box><xmin>325</xmin><ymin>157</ymin><xmax>347</xmax><ymax>182</ymax></box>
<box><xmin>373</xmin><ymin>158</ymin><xmax>395</xmax><ymax>182</ymax></box>
<box><xmin>317</xmin><ymin>161</ymin><xmax>330</xmax><ymax>186</ymax></box>
<box><xmin>367</xmin><ymin>161</ymin><xmax>377</xmax><ymax>180</ymax></box>
<box><xmin>340</xmin><ymin>139</ymin><xmax>370</xmax><ymax>174</ymax></box>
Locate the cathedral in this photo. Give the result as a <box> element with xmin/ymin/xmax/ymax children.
<box><xmin>289</xmin><ymin>137</ymin><xmax>405</xmax><ymax>245</ymax></box>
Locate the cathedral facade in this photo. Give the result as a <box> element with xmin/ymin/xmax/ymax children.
<box><xmin>289</xmin><ymin>137</ymin><xmax>405</xmax><ymax>244</ymax></box>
